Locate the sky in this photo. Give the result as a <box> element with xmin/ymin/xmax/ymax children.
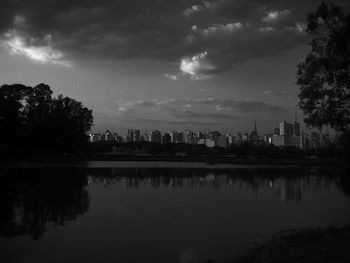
<box><xmin>0</xmin><ymin>0</ymin><xmax>349</xmax><ymax>134</ymax></box>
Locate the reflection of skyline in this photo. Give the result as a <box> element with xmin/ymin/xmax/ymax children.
<box><xmin>87</xmin><ymin>167</ymin><xmax>345</xmax><ymax>203</ymax></box>
<box><xmin>0</xmin><ymin>167</ymin><xmax>348</xmax><ymax>240</ymax></box>
<box><xmin>270</xmin><ymin>176</ymin><xmax>333</xmax><ymax>203</ymax></box>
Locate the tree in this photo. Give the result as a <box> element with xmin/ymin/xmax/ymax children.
<box><xmin>297</xmin><ymin>3</ymin><xmax>350</xmax><ymax>133</ymax></box>
<box><xmin>47</xmin><ymin>95</ymin><xmax>93</xmax><ymax>152</ymax></box>
<box><xmin>0</xmin><ymin>84</ymin><xmax>32</xmax><ymax>147</ymax></box>
<box><xmin>25</xmin><ymin>84</ymin><xmax>54</xmax><ymax>150</ymax></box>
<box><xmin>0</xmin><ymin>83</ymin><xmax>93</xmax><ymax>154</ymax></box>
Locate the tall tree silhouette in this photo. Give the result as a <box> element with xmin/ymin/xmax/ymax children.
<box><xmin>47</xmin><ymin>95</ymin><xmax>94</xmax><ymax>152</ymax></box>
<box><xmin>297</xmin><ymin>3</ymin><xmax>350</xmax><ymax>133</ymax></box>
<box><xmin>0</xmin><ymin>83</ymin><xmax>93</xmax><ymax>153</ymax></box>
<box><xmin>0</xmin><ymin>84</ymin><xmax>32</xmax><ymax>147</ymax></box>
<box><xmin>26</xmin><ymin>84</ymin><xmax>54</xmax><ymax>151</ymax></box>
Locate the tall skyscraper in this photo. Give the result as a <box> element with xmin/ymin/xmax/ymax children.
<box><xmin>133</xmin><ymin>129</ymin><xmax>141</xmax><ymax>141</ymax></box>
<box><xmin>127</xmin><ymin>129</ymin><xmax>134</xmax><ymax>142</ymax></box>
<box><xmin>280</xmin><ymin>121</ymin><xmax>292</xmax><ymax>137</ymax></box>
<box><xmin>294</xmin><ymin>110</ymin><xmax>301</xmax><ymax>136</ymax></box>
<box><xmin>250</xmin><ymin>120</ymin><xmax>258</xmax><ymax>143</ymax></box>
<box><xmin>169</xmin><ymin>131</ymin><xmax>177</xmax><ymax>143</ymax></box>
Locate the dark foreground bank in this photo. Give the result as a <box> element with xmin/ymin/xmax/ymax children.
<box><xmin>231</xmin><ymin>224</ymin><xmax>350</xmax><ymax>263</ymax></box>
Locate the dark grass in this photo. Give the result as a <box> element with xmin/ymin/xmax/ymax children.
<box><xmin>231</xmin><ymin>224</ymin><xmax>350</xmax><ymax>263</ymax></box>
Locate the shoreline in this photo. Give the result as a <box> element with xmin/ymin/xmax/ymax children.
<box><xmin>0</xmin><ymin>156</ymin><xmax>345</xmax><ymax>168</ymax></box>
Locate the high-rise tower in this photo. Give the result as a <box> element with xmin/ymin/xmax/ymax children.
<box><xmin>294</xmin><ymin>107</ymin><xmax>300</xmax><ymax>136</ymax></box>
<box><xmin>250</xmin><ymin>120</ymin><xmax>258</xmax><ymax>142</ymax></box>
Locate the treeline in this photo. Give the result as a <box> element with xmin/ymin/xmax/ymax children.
<box><xmin>89</xmin><ymin>140</ymin><xmax>338</xmax><ymax>159</ymax></box>
<box><xmin>0</xmin><ymin>83</ymin><xmax>93</xmax><ymax>154</ymax></box>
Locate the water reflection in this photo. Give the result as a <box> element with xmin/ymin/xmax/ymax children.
<box><xmin>0</xmin><ymin>168</ymin><xmax>90</xmax><ymax>239</ymax></box>
<box><xmin>0</xmin><ymin>166</ymin><xmax>348</xmax><ymax>242</ymax></box>
<box><xmin>88</xmin><ymin>167</ymin><xmax>349</xmax><ymax>202</ymax></box>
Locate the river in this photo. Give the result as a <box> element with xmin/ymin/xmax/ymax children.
<box><xmin>0</xmin><ymin>163</ymin><xmax>349</xmax><ymax>263</ymax></box>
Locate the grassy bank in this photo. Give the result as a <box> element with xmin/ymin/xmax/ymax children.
<box><xmin>232</xmin><ymin>224</ymin><xmax>350</xmax><ymax>263</ymax></box>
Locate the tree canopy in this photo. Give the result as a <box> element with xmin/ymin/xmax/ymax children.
<box><xmin>0</xmin><ymin>83</ymin><xmax>93</xmax><ymax>153</ymax></box>
<box><xmin>297</xmin><ymin>2</ymin><xmax>350</xmax><ymax>132</ymax></box>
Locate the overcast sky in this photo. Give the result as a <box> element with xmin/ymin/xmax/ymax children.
<box><xmin>0</xmin><ymin>0</ymin><xmax>348</xmax><ymax>134</ymax></box>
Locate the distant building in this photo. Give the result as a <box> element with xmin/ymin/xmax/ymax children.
<box><xmin>301</xmin><ymin>132</ymin><xmax>309</xmax><ymax>150</ymax></box>
<box><xmin>150</xmin><ymin>130</ymin><xmax>161</xmax><ymax>143</ymax></box>
<box><xmin>233</xmin><ymin>133</ymin><xmax>242</xmax><ymax>144</ymax></box>
<box><xmin>169</xmin><ymin>131</ymin><xmax>177</xmax><ymax>143</ymax></box>
<box><xmin>280</xmin><ymin>121</ymin><xmax>292</xmax><ymax>137</ymax></box>
<box><xmin>126</xmin><ymin>129</ymin><xmax>133</xmax><ymax>142</ymax></box>
<box><xmin>198</xmin><ymin>138</ymin><xmax>215</xmax><ymax>148</ymax></box>
<box><xmin>133</xmin><ymin>129</ymin><xmax>141</xmax><ymax>142</ymax></box>
<box><xmin>184</xmin><ymin>130</ymin><xmax>196</xmax><ymax>144</ymax></box>
<box><xmin>226</xmin><ymin>134</ymin><xmax>233</xmax><ymax>145</ymax></box>
<box><xmin>89</xmin><ymin>133</ymin><xmax>100</xmax><ymax>142</ymax></box>
<box><xmin>273</xmin><ymin>115</ymin><xmax>302</xmax><ymax>148</ymax></box>
<box><xmin>177</xmin><ymin>132</ymin><xmax>184</xmax><ymax>143</ymax></box>
<box><xmin>197</xmin><ymin>131</ymin><xmax>205</xmax><ymax>140</ymax></box>
<box><xmin>250</xmin><ymin>121</ymin><xmax>259</xmax><ymax>143</ymax></box>
<box><xmin>294</xmin><ymin>121</ymin><xmax>301</xmax><ymax>136</ymax></box>
<box><xmin>209</xmin><ymin>131</ymin><xmax>221</xmax><ymax>141</ymax></box>
<box><xmin>216</xmin><ymin>135</ymin><xmax>229</xmax><ymax>148</ymax></box>
<box><xmin>264</xmin><ymin>134</ymin><xmax>273</xmax><ymax>144</ymax></box>
<box><xmin>162</xmin><ymin>133</ymin><xmax>171</xmax><ymax>144</ymax></box>
<box><xmin>242</xmin><ymin>133</ymin><xmax>249</xmax><ymax>142</ymax></box>
<box><xmin>272</xmin><ymin>135</ymin><xmax>285</xmax><ymax>147</ymax></box>
<box><xmin>115</xmin><ymin>135</ymin><xmax>124</xmax><ymax>143</ymax></box>
<box><xmin>294</xmin><ymin>110</ymin><xmax>301</xmax><ymax>136</ymax></box>
<box><xmin>141</xmin><ymin>131</ymin><xmax>148</xmax><ymax>141</ymax></box>
<box><xmin>105</xmin><ymin>130</ymin><xmax>114</xmax><ymax>141</ymax></box>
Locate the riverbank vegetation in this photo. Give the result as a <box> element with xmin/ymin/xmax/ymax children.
<box><xmin>0</xmin><ymin>83</ymin><xmax>93</xmax><ymax>154</ymax></box>
<box><xmin>232</xmin><ymin>224</ymin><xmax>350</xmax><ymax>263</ymax></box>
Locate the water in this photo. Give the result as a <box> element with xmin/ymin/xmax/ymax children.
<box><xmin>0</xmin><ymin>164</ymin><xmax>349</xmax><ymax>263</ymax></box>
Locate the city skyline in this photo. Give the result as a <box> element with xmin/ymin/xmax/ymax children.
<box><xmin>90</xmin><ymin>117</ymin><xmax>330</xmax><ymax>150</ymax></box>
<box><xmin>91</xmin><ymin>117</ymin><xmax>297</xmax><ymax>136</ymax></box>
<box><xmin>1</xmin><ymin>0</ymin><xmax>349</xmax><ymax>133</ymax></box>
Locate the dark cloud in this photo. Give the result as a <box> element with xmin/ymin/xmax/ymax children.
<box><xmin>115</xmin><ymin>97</ymin><xmax>286</xmax><ymax>119</ymax></box>
<box><xmin>165</xmin><ymin>98</ymin><xmax>286</xmax><ymax>113</ymax></box>
<box><xmin>1</xmin><ymin>0</ymin><xmax>349</xmax><ymax>74</ymax></box>
<box><xmin>164</xmin><ymin>108</ymin><xmax>236</xmax><ymax>119</ymax></box>
<box><xmin>93</xmin><ymin>97</ymin><xmax>288</xmax><ymax>131</ymax></box>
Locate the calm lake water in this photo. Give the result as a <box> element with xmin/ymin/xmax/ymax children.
<box><xmin>0</xmin><ymin>164</ymin><xmax>349</xmax><ymax>263</ymax></box>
